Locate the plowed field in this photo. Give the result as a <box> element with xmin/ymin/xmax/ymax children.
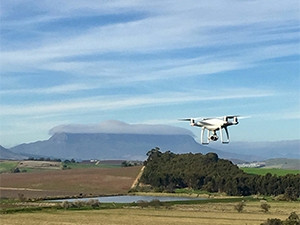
<box><xmin>0</xmin><ymin>166</ymin><xmax>142</xmax><ymax>199</ymax></box>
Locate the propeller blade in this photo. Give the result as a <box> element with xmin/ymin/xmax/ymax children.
<box><xmin>178</xmin><ymin>118</ymin><xmax>193</xmax><ymax>121</ymax></box>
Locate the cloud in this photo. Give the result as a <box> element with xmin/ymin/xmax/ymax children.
<box><xmin>0</xmin><ymin>83</ymin><xmax>100</xmax><ymax>95</ymax></box>
<box><xmin>0</xmin><ymin>88</ymin><xmax>274</xmax><ymax>116</ymax></box>
<box><xmin>1</xmin><ymin>0</ymin><xmax>298</xmax><ymax>77</ymax></box>
<box><xmin>49</xmin><ymin>120</ymin><xmax>194</xmax><ymax>136</ymax></box>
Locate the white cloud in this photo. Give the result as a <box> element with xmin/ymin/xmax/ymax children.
<box><xmin>0</xmin><ymin>88</ymin><xmax>274</xmax><ymax>116</ymax></box>
<box><xmin>49</xmin><ymin>120</ymin><xmax>194</xmax><ymax>136</ymax></box>
<box><xmin>0</xmin><ymin>83</ymin><xmax>100</xmax><ymax>95</ymax></box>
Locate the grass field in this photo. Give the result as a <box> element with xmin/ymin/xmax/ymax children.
<box><xmin>0</xmin><ymin>201</ymin><xmax>299</xmax><ymax>225</ymax></box>
<box><xmin>0</xmin><ymin>161</ymin><xmax>19</xmax><ymax>173</ymax></box>
<box><xmin>242</xmin><ymin>167</ymin><xmax>300</xmax><ymax>176</ymax></box>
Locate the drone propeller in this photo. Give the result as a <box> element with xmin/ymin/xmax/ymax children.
<box><xmin>178</xmin><ymin>118</ymin><xmax>193</xmax><ymax>121</ymax></box>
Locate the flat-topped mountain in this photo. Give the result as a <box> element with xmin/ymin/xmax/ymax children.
<box><xmin>10</xmin><ymin>132</ymin><xmax>216</xmax><ymax>160</ymax></box>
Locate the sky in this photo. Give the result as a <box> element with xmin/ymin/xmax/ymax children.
<box><xmin>0</xmin><ymin>0</ymin><xmax>299</xmax><ymax>148</ymax></box>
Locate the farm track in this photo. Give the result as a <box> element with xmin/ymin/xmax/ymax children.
<box><xmin>130</xmin><ymin>166</ymin><xmax>145</xmax><ymax>189</ymax></box>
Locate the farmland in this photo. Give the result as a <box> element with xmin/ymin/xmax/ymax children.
<box><xmin>241</xmin><ymin>167</ymin><xmax>300</xmax><ymax>176</ymax></box>
<box><xmin>1</xmin><ymin>158</ymin><xmax>299</xmax><ymax>224</ymax></box>
<box><xmin>0</xmin><ymin>201</ymin><xmax>299</xmax><ymax>225</ymax></box>
<box><xmin>0</xmin><ymin>166</ymin><xmax>142</xmax><ymax>199</ymax></box>
<box><xmin>0</xmin><ymin>161</ymin><xmax>19</xmax><ymax>173</ymax></box>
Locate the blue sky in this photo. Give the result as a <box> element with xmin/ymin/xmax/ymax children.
<box><xmin>0</xmin><ymin>0</ymin><xmax>299</xmax><ymax>148</ymax></box>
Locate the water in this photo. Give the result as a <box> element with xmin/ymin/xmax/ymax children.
<box><xmin>53</xmin><ymin>195</ymin><xmax>203</xmax><ymax>203</ymax></box>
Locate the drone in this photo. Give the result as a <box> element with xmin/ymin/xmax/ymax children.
<box><xmin>179</xmin><ymin>115</ymin><xmax>239</xmax><ymax>144</ymax></box>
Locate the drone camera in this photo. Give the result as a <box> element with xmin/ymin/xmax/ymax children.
<box><xmin>209</xmin><ymin>134</ymin><xmax>218</xmax><ymax>141</ymax></box>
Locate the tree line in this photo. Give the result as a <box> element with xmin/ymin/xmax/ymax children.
<box><xmin>140</xmin><ymin>148</ymin><xmax>300</xmax><ymax>199</ymax></box>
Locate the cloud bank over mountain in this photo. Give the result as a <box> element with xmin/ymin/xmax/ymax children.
<box><xmin>49</xmin><ymin>120</ymin><xmax>194</xmax><ymax>136</ymax></box>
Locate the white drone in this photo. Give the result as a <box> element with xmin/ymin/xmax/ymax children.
<box><xmin>179</xmin><ymin>115</ymin><xmax>239</xmax><ymax>144</ymax></box>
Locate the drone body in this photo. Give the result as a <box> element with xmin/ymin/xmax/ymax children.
<box><xmin>179</xmin><ymin>116</ymin><xmax>239</xmax><ymax>144</ymax></box>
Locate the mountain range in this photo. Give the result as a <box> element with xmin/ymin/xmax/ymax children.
<box><xmin>2</xmin><ymin>121</ymin><xmax>300</xmax><ymax>161</ymax></box>
<box><xmin>0</xmin><ymin>145</ymin><xmax>26</xmax><ymax>160</ymax></box>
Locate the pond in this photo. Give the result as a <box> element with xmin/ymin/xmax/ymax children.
<box><xmin>53</xmin><ymin>195</ymin><xmax>204</xmax><ymax>203</ymax></box>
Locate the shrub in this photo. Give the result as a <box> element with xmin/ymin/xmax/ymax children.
<box><xmin>149</xmin><ymin>199</ymin><xmax>163</xmax><ymax>208</ymax></box>
<box><xmin>234</xmin><ymin>201</ymin><xmax>245</xmax><ymax>213</ymax></box>
<box><xmin>137</xmin><ymin>200</ymin><xmax>149</xmax><ymax>208</ymax></box>
<box><xmin>261</xmin><ymin>218</ymin><xmax>282</xmax><ymax>225</ymax></box>
<box><xmin>86</xmin><ymin>199</ymin><xmax>101</xmax><ymax>208</ymax></box>
<box><xmin>260</xmin><ymin>212</ymin><xmax>299</xmax><ymax>225</ymax></box>
<box><xmin>285</xmin><ymin>212</ymin><xmax>300</xmax><ymax>225</ymax></box>
<box><xmin>61</xmin><ymin>201</ymin><xmax>72</xmax><ymax>209</ymax></box>
<box><xmin>18</xmin><ymin>193</ymin><xmax>26</xmax><ymax>202</ymax></box>
<box><xmin>261</xmin><ymin>202</ymin><xmax>271</xmax><ymax>213</ymax></box>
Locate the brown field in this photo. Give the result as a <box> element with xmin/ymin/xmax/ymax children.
<box><xmin>0</xmin><ymin>166</ymin><xmax>142</xmax><ymax>199</ymax></box>
<box><xmin>0</xmin><ymin>201</ymin><xmax>299</xmax><ymax>225</ymax></box>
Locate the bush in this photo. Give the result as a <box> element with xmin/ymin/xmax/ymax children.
<box><xmin>61</xmin><ymin>201</ymin><xmax>72</xmax><ymax>209</ymax></box>
<box><xmin>285</xmin><ymin>212</ymin><xmax>300</xmax><ymax>225</ymax></box>
<box><xmin>137</xmin><ymin>200</ymin><xmax>149</xmax><ymax>208</ymax></box>
<box><xmin>234</xmin><ymin>201</ymin><xmax>245</xmax><ymax>213</ymax></box>
<box><xmin>261</xmin><ymin>218</ymin><xmax>282</xmax><ymax>225</ymax></box>
<box><xmin>261</xmin><ymin>202</ymin><xmax>271</xmax><ymax>213</ymax></box>
<box><xmin>60</xmin><ymin>199</ymin><xmax>101</xmax><ymax>209</ymax></box>
<box><xmin>17</xmin><ymin>193</ymin><xmax>26</xmax><ymax>202</ymax></box>
<box><xmin>86</xmin><ymin>199</ymin><xmax>101</xmax><ymax>208</ymax></box>
<box><xmin>260</xmin><ymin>212</ymin><xmax>299</xmax><ymax>225</ymax></box>
<box><xmin>149</xmin><ymin>199</ymin><xmax>163</xmax><ymax>208</ymax></box>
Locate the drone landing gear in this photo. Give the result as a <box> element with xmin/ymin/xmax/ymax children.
<box><xmin>220</xmin><ymin>127</ymin><xmax>230</xmax><ymax>144</ymax></box>
<box><xmin>201</xmin><ymin>127</ymin><xmax>230</xmax><ymax>144</ymax></box>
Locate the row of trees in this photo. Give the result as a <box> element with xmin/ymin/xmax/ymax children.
<box><xmin>140</xmin><ymin>148</ymin><xmax>300</xmax><ymax>198</ymax></box>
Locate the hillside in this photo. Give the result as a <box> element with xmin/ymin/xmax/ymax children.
<box><xmin>0</xmin><ymin>145</ymin><xmax>26</xmax><ymax>160</ymax></box>
<box><xmin>10</xmin><ymin>132</ymin><xmax>219</xmax><ymax>160</ymax></box>
<box><xmin>264</xmin><ymin>158</ymin><xmax>300</xmax><ymax>170</ymax></box>
<box><xmin>213</xmin><ymin>140</ymin><xmax>300</xmax><ymax>160</ymax></box>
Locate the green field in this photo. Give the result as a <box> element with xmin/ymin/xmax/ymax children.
<box><xmin>0</xmin><ymin>161</ymin><xmax>19</xmax><ymax>173</ymax></box>
<box><xmin>241</xmin><ymin>167</ymin><xmax>300</xmax><ymax>176</ymax></box>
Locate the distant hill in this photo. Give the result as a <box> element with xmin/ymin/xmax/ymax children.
<box><xmin>8</xmin><ymin>134</ymin><xmax>300</xmax><ymax>162</ymax></box>
<box><xmin>9</xmin><ymin>132</ymin><xmax>253</xmax><ymax>160</ymax></box>
<box><xmin>264</xmin><ymin>158</ymin><xmax>300</xmax><ymax>170</ymax></box>
<box><xmin>213</xmin><ymin>140</ymin><xmax>300</xmax><ymax>160</ymax></box>
<box><xmin>0</xmin><ymin>145</ymin><xmax>26</xmax><ymax>160</ymax></box>
<box><xmin>5</xmin><ymin>120</ymin><xmax>300</xmax><ymax>161</ymax></box>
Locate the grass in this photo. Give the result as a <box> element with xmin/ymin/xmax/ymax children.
<box><xmin>0</xmin><ymin>161</ymin><xmax>19</xmax><ymax>173</ymax></box>
<box><xmin>241</xmin><ymin>167</ymin><xmax>300</xmax><ymax>176</ymax></box>
<box><xmin>0</xmin><ymin>200</ymin><xmax>299</xmax><ymax>225</ymax></box>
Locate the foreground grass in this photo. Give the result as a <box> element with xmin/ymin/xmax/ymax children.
<box><xmin>1</xmin><ymin>201</ymin><xmax>299</xmax><ymax>225</ymax></box>
<box><xmin>242</xmin><ymin>167</ymin><xmax>300</xmax><ymax>176</ymax></box>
